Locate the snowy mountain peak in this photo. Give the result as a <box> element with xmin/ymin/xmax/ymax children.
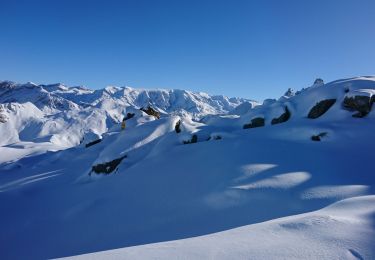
<box><xmin>0</xmin><ymin>80</ymin><xmax>257</xmax><ymax>147</ymax></box>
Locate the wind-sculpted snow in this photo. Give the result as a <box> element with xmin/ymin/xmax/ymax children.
<box><xmin>0</xmin><ymin>76</ymin><xmax>375</xmax><ymax>259</ymax></box>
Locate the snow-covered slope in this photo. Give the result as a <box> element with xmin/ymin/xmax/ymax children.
<box><xmin>0</xmin><ymin>81</ymin><xmax>256</xmax><ymax>148</ymax></box>
<box><xmin>65</xmin><ymin>196</ymin><xmax>375</xmax><ymax>260</ymax></box>
<box><xmin>1</xmin><ymin>76</ymin><xmax>375</xmax><ymax>259</ymax></box>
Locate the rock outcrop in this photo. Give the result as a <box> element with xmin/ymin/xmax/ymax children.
<box><xmin>343</xmin><ymin>92</ymin><xmax>374</xmax><ymax>118</ymax></box>
<box><xmin>124</xmin><ymin>112</ymin><xmax>135</xmax><ymax>121</ymax></box>
<box><xmin>311</xmin><ymin>132</ymin><xmax>327</xmax><ymax>141</ymax></box>
<box><xmin>313</xmin><ymin>78</ymin><xmax>324</xmax><ymax>86</ymax></box>
<box><xmin>85</xmin><ymin>139</ymin><xmax>102</xmax><ymax>148</ymax></box>
<box><xmin>183</xmin><ymin>134</ymin><xmax>198</xmax><ymax>144</ymax></box>
<box><xmin>243</xmin><ymin>117</ymin><xmax>265</xmax><ymax>129</ymax></box>
<box><xmin>175</xmin><ymin>120</ymin><xmax>182</xmax><ymax>133</ymax></box>
<box><xmin>91</xmin><ymin>155</ymin><xmax>127</xmax><ymax>175</ymax></box>
<box><xmin>271</xmin><ymin>107</ymin><xmax>291</xmax><ymax>125</ymax></box>
<box><xmin>283</xmin><ymin>88</ymin><xmax>295</xmax><ymax>98</ymax></box>
<box><xmin>308</xmin><ymin>99</ymin><xmax>336</xmax><ymax>119</ymax></box>
<box><xmin>140</xmin><ymin>106</ymin><xmax>161</xmax><ymax>119</ymax></box>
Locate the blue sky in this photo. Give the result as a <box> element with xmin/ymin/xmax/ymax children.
<box><xmin>1</xmin><ymin>0</ymin><xmax>374</xmax><ymax>100</ymax></box>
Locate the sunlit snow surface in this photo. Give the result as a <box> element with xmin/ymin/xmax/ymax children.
<box><xmin>1</xmin><ymin>76</ymin><xmax>375</xmax><ymax>259</ymax></box>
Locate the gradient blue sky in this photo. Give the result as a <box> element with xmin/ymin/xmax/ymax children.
<box><xmin>1</xmin><ymin>0</ymin><xmax>374</xmax><ymax>100</ymax></box>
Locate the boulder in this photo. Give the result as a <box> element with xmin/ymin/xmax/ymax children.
<box><xmin>124</xmin><ymin>112</ymin><xmax>135</xmax><ymax>121</ymax></box>
<box><xmin>0</xmin><ymin>113</ymin><xmax>8</xmax><ymax>123</ymax></box>
<box><xmin>80</xmin><ymin>131</ymin><xmax>102</xmax><ymax>147</ymax></box>
<box><xmin>243</xmin><ymin>117</ymin><xmax>265</xmax><ymax>129</ymax></box>
<box><xmin>91</xmin><ymin>155</ymin><xmax>127</xmax><ymax>175</ymax></box>
<box><xmin>140</xmin><ymin>106</ymin><xmax>160</xmax><ymax>119</ymax></box>
<box><xmin>175</xmin><ymin>120</ymin><xmax>182</xmax><ymax>133</ymax></box>
<box><xmin>343</xmin><ymin>95</ymin><xmax>373</xmax><ymax>118</ymax></box>
<box><xmin>183</xmin><ymin>134</ymin><xmax>198</xmax><ymax>144</ymax></box>
<box><xmin>283</xmin><ymin>88</ymin><xmax>295</xmax><ymax>98</ymax></box>
<box><xmin>313</xmin><ymin>78</ymin><xmax>324</xmax><ymax>86</ymax></box>
<box><xmin>311</xmin><ymin>132</ymin><xmax>327</xmax><ymax>142</ymax></box>
<box><xmin>307</xmin><ymin>99</ymin><xmax>336</xmax><ymax>119</ymax></box>
<box><xmin>271</xmin><ymin>106</ymin><xmax>291</xmax><ymax>125</ymax></box>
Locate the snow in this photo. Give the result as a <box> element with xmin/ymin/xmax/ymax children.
<box><xmin>0</xmin><ymin>81</ymin><xmax>255</xmax><ymax>148</ymax></box>
<box><xmin>62</xmin><ymin>196</ymin><xmax>375</xmax><ymax>260</ymax></box>
<box><xmin>345</xmin><ymin>88</ymin><xmax>375</xmax><ymax>98</ymax></box>
<box><xmin>0</xmin><ymin>76</ymin><xmax>375</xmax><ymax>259</ymax></box>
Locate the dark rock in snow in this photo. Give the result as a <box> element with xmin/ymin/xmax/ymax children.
<box><xmin>308</xmin><ymin>99</ymin><xmax>336</xmax><ymax>119</ymax></box>
<box><xmin>314</xmin><ymin>78</ymin><xmax>324</xmax><ymax>86</ymax></box>
<box><xmin>85</xmin><ymin>139</ymin><xmax>102</xmax><ymax>148</ymax></box>
<box><xmin>0</xmin><ymin>106</ymin><xmax>8</xmax><ymax>123</ymax></box>
<box><xmin>91</xmin><ymin>155</ymin><xmax>127</xmax><ymax>175</ymax></box>
<box><xmin>343</xmin><ymin>95</ymin><xmax>373</xmax><ymax>118</ymax></box>
<box><xmin>271</xmin><ymin>107</ymin><xmax>291</xmax><ymax>125</ymax></box>
<box><xmin>0</xmin><ymin>114</ymin><xmax>7</xmax><ymax>123</ymax></box>
<box><xmin>124</xmin><ymin>113</ymin><xmax>135</xmax><ymax>121</ymax></box>
<box><xmin>140</xmin><ymin>106</ymin><xmax>160</xmax><ymax>119</ymax></box>
<box><xmin>175</xmin><ymin>120</ymin><xmax>181</xmax><ymax>133</ymax></box>
<box><xmin>311</xmin><ymin>132</ymin><xmax>327</xmax><ymax>141</ymax></box>
<box><xmin>183</xmin><ymin>134</ymin><xmax>198</xmax><ymax>144</ymax></box>
<box><xmin>283</xmin><ymin>88</ymin><xmax>295</xmax><ymax>98</ymax></box>
<box><xmin>243</xmin><ymin>117</ymin><xmax>265</xmax><ymax>129</ymax></box>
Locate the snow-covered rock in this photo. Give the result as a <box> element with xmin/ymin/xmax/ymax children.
<box><xmin>313</xmin><ymin>78</ymin><xmax>324</xmax><ymax>87</ymax></box>
<box><xmin>230</xmin><ymin>101</ymin><xmax>258</xmax><ymax>115</ymax></box>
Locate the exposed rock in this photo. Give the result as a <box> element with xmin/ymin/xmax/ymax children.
<box><xmin>124</xmin><ymin>113</ymin><xmax>135</xmax><ymax>121</ymax></box>
<box><xmin>0</xmin><ymin>114</ymin><xmax>7</xmax><ymax>123</ymax></box>
<box><xmin>0</xmin><ymin>106</ymin><xmax>7</xmax><ymax>123</ymax></box>
<box><xmin>343</xmin><ymin>95</ymin><xmax>373</xmax><ymax>118</ymax></box>
<box><xmin>140</xmin><ymin>106</ymin><xmax>160</xmax><ymax>119</ymax></box>
<box><xmin>308</xmin><ymin>99</ymin><xmax>336</xmax><ymax>119</ymax></box>
<box><xmin>85</xmin><ymin>139</ymin><xmax>102</xmax><ymax>148</ymax></box>
<box><xmin>313</xmin><ymin>78</ymin><xmax>324</xmax><ymax>86</ymax></box>
<box><xmin>175</xmin><ymin>120</ymin><xmax>182</xmax><ymax>133</ymax></box>
<box><xmin>81</xmin><ymin>131</ymin><xmax>102</xmax><ymax>147</ymax></box>
<box><xmin>183</xmin><ymin>134</ymin><xmax>198</xmax><ymax>144</ymax></box>
<box><xmin>91</xmin><ymin>155</ymin><xmax>127</xmax><ymax>175</ymax></box>
<box><xmin>283</xmin><ymin>88</ymin><xmax>295</xmax><ymax>98</ymax></box>
<box><xmin>243</xmin><ymin>117</ymin><xmax>265</xmax><ymax>129</ymax></box>
<box><xmin>271</xmin><ymin>107</ymin><xmax>291</xmax><ymax>125</ymax></box>
<box><xmin>311</xmin><ymin>132</ymin><xmax>327</xmax><ymax>142</ymax></box>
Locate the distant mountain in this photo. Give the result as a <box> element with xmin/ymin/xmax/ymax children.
<box><xmin>0</xmin><ymin>81</ymin><xmax>258</xmax><ymax>147</ymax></box>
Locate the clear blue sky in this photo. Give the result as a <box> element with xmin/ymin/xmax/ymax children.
<box><xmin>1</xmin><ymin>0</ymin><xmax>374</xmax><ymax>100</ymax></box>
